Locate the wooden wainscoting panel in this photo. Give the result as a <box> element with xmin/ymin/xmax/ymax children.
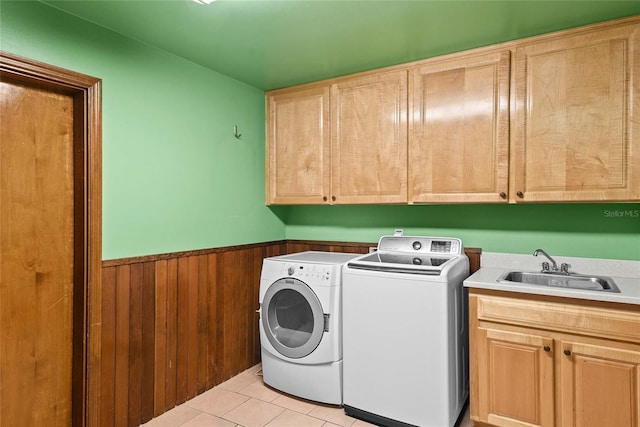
<box><xmin>466</xmin><ymin>247</ymin><xmax>482</xmax><ymax>274</ymax></box>
<box><xmin>186</xmin><ymin>256</ymin><xmax>200</xmax><ymax>401</ymax></box>
<box><xmin>100</xmin><ymin>239</ymin><xmax>479</xmax><ymax>426</ymax></box>
<box><xmin>218</xmin><ymin>251</ymin><xmax>233</xmax><ymax>384</ymax></box>
<box><xmin>218</xmin><ymin>248</ymin><xmax>252</xmax><ymax>382</ymax></box>
<box><xmin>100</xmin><ymin>242</ymin><xmax>287</xmax><ymax>426</ymax></box>
<box><xmin>251</xmin><ymin>246</ymin><xmax>265</xmax><ymax>366</ymax></box>
<box><xmin>205</xmin><ymin>253</ymin><xmax>219</xmax><ymax>389</ymax></box>
<box><xmin>165</xmin><ymin>258</ymin><xmax>179</xmax><ymax>412</ymax></box>
<box><xmin>128</xmin><ymin>263</ymin><xmax>143</xmax><ymax>426</ymax></box>
<box><xmin>153</xmin><ymin>260</ymin><xmax>168</xmax><ymax>417</ymax></box>
<box><xmin>196</xmin><ymin>254</ymin><xmax>209</xmax><ymax>395</ymax></box>
<box><xmin>100</xmin><ymin>266</ymin><xmax>117</xmax><ymax>427</ymax></box>
<box><xmin>175</xmin><ymin>256</ymin><xmax>190</xmax><ymax>405</ymax></box>
<box><xmin>141</xmin><ymin>262</ymin><xmax>156</xmax><ymax>423</ymax></box>
<box><xmin>114</xmin><ymin>264</ymin><xmax>131</xmax><ymax>426</ymax></box>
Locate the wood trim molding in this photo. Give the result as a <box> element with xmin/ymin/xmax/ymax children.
<box><xmin>86</xmin><ymin>75</ymin><xmax>103</xmax><ymax>427</ymax></box>
<box><xmin>1</xmin><ymin>51</ymin><xmax>103</xmax><ymax>427</ymax></box>
<box><xmin>0</xmin><ymin>50</ymin><xmax>100</xmax><ymax>89</ymax></box>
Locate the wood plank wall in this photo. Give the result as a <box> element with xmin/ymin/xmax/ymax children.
<box><xmin>99</xmin><ymin>240</ymin><xmax>481</xmax><ymax>426</ymax></box>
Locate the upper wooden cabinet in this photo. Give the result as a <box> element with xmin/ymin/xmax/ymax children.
<box><xmin>266</xmin><ymin>85</ymin><xmax>330</xmax><ymax>204</ymax></box>
<box><xmin>266</xmin><ymin>71</ymin><xmax>408</xmax><ymax>205</ymax></box>
<box><xmin>409</xmin><ymin>51</ymin><xmax>511</xmax><ymax>203</ymax></box>
<box><xmin>331</xmin><ymin>70</ymin><xmax>408</xmax><ymax>204</ymax></box>
<box><xmin>266</xmin><ymin>16</ymin><xmax>640</xmax><ymax>205</ymax></box>
<box><xmin>513</xmin><ymin>22</ymin><xmax>640</xmax><ymax>202</ymax></box>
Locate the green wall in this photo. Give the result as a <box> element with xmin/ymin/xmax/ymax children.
<box><xmin>2</xmin><ymin>2</ymin><xmax>638</xmax><ymax>262</ymax></box>
<box><xmin>1</xmin><ymin>1</ymin><xmax>285</xmax><ymax>260</ymax></box>
<box><xmin>275</xmin><ymin>204</ymin><xmax>640</xmax><ymax>260</ymax></box>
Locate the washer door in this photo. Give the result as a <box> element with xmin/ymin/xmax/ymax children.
<box><xmin>262</xmin><ymin>278</ymin><xmax>325</xmax><ymax>359</ymax></box>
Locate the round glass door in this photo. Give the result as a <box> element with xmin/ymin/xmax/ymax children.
<box><xmin>262</xmin><ymin>278</ymin><xmax>324</xmax><ymax>359</ymax></box>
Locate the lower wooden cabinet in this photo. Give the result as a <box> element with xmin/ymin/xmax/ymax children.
<box><xmin>559</xmin><ymin>339</ymin><xmax>640</xmax><ymax>427</ymax></box>
<box><xmin>475</xmin><ymin>327</ymin><xmax>555</xmax><ymax>427</ymax></box>
<box><xmin>470</xmin><ymin>290</ymin><xmax>640</xmax><ymax>427</ymax></box>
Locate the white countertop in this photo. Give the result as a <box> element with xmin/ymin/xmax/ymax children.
<box><xmin>464</xmin><ymin>252</ymin><xmax>640</xmax><ymax>305</ymax></box>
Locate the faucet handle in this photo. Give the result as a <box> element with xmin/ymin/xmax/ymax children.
<box><xmin>534</xmin><ymin>249</ymin><xmax>559</xmax><ymax>271</ymax></box>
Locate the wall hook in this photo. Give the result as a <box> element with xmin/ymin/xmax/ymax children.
<box><xmin>234</xmin><ymin>125</ymin><xmax>242</xmax><ymax>139</ymax></box>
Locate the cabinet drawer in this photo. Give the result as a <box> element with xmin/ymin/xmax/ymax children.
<box><xmin>475</xmin><ymin>293</ymin><xmax>640</xmax><ymax>343</ymax></box>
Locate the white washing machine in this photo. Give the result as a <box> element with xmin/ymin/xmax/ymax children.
<box><xmin>342</xmin><ymin>232</ymin><xmax>470</xmax><ymax>427</ymax></box>
<box><xmin>259</xmin><ymin>251</ymin><xmax>360</xmax><ymax>405</ymax></box>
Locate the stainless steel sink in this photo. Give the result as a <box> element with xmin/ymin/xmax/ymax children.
<box><xmin>498</xmin><ymin>271</ymin><xmax>621</xmax><ymax>293</ymax></box>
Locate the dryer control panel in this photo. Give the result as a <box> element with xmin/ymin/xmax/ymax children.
<box><xmin>285</xmin><ymin>263</ymin><xmax>333</xmax><ymax>281</ymax></box>
<box><xmin>262</xmin><ymin>251</ymin><xmax>361</xmax><ymax>287</ymax></box>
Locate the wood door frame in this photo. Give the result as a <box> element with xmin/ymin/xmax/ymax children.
<box><xmin>1</xmin><ymin>51</ymin><xmax>102</xmax><ymax>427</ymax></box>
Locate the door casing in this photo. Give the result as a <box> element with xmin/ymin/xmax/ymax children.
<box><xmin>0</xmin><ymin>51</ymin><xmax>102</xmax><ymax>427</ymax></box>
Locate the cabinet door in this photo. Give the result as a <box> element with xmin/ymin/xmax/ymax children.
<box><xmin>266</xmin><ymin>86</ymin><xmax>331</xmax><ymax>204</ymax></box>
<box><xmin>331</xmin><ymin>71</ymin><xmax>408</xmax><ymax>204</ymax></box>
<box><xmin>514</xmin><ymin>22</ymin><xmax>640</xmax><ymax>202</ymax></box>
<box><xmin>476</xmin><ymin>327</ymin><xmax>555</xmax><ymax>427</ymax></box>
<box><xmin>559</xmin><ymin>340</ymin><xmax>640</xmax><ymax>427</ymax></box>
<box><xmin>409</xmin><ymin>50</ymin><xmax>510</xmax><ymax>203</ymax></box>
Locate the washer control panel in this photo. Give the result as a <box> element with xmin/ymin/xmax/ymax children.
<box><xmin>377</xmin><ymin>235</ymin><xmax>463</xmax><ymax>255</ymax></box>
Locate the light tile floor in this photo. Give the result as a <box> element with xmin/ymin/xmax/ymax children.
<box><xmin>142</xmin><ymin>364</ymin><xmax>473</xmax><ymax>427</ymax></box>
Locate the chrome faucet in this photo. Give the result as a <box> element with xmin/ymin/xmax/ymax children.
<box><xmin>533</xmin><ymin>248</ymin><xmax>563</xmax><ymax>273</ymax></box>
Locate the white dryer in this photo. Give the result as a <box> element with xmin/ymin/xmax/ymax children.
<box><xmin>259</xmin><ymin>251</ymin><xmax>360</xmax><ymax>405</ymax></box>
